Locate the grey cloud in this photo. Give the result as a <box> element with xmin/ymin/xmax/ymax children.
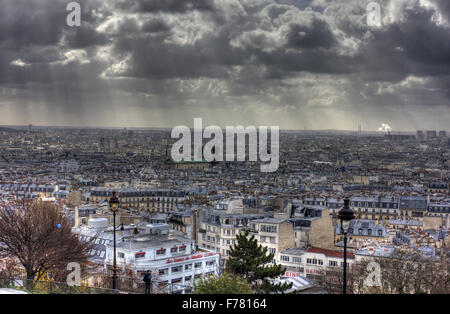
<box><xmin>287</xmin><ymin>19</ymin><xmax>337</xmax><ymax>49</ymax></box>
<box><xmin>0</xmin><ymin>0</ymin><xmax>448</xmax><ymax>130</ymax></box>
<box><xmin>142</xmin><ymin>19</ymin><xmax>171</xmax><ymax>33</ymax></box>
<box><xmin>64</xmin><ymin>26</ymin><xmax>110</xmax><ymax>49</ymax></box>
<box><xmin>115</xmin><ymin>0</ymin><xmax>215</xmax><ymax>13</ymax></box>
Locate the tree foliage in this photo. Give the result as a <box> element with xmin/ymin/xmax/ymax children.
<box><xmin>193</xmin><ymin>272</ymin><xmax>253</xmax><ymax>294</ymax></box>
<box><xmin>0</xmin><ymin>200</ymin><xmax>94</xmax><ymax>283</ymax></box>
<box><xmin>226</xmin><ymin>230</ymin><xmax>292</xmax><ymax>293</ymax></box>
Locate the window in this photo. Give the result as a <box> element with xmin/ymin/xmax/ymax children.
<box><xmin>185</xmin><ymin>264</ymin><xmax>192</xmax><ymax>271</ymax></box>
<box><xmin>329</xmin><ymin>260</ymin><xmax>337</xmax><ymax>267</ymax></box>
<box><xmin>179</xmin><ymin>246</ymin><xmax>186</xmax><ymax>252</ymax></box>
<box><xmin>135</xmin><ymin>252</ymin><xmax>145</xmax><ymax>259</ymax></box>
<box><xmin>318</xmin><ymin>260</ymin><xmax>323</xmax><ymax>265</ymax></box>
<box><xmin>118</xmin><ymin>252</ymin><xmax>125</xmax><ymax>258</ymax></box>
<box><xmin>171</xmin><ymin>266</ymin><xmax>182</xmax><ymax>273</ymax></box>
<box><xmin>293</xmin><ymin>257</ymin><xmax>301</xmax><ymax>263</ymax></box>
<box><xmin>206</xmin><ymin>261</ymin><xmax>215</xmax><ymax>266</ymax></box>
<box><xmin>171</xmin><ymin>247</ymin><xmax>178</xmax><ymax>253</ymax></box>
<box><xmin>184</xmin><ymin>276</ymin><xmax>192</xmax><ymax>281</ymax></box>
<box><xmin>171</xmin><ymin>278</ymin><xmax>182</xmax><ymax>284</ymax></box>
<box><xmin>195</xmin><ymin>262</ymin><xmax>202</xmax><ymax>269</ymax></box>
<box><xmin>156</xmin><ymin>248</ymin><xmax>166</xmax><ymax>255</ymax></box>
<box><xmin>368</xmin><ymin>229</ymin><xmax>372</xmax><ymax>235</ymax></box>
<box><xmin>159</xmin><ymin>268</ymin><xmax>168</xmax><ymax>275</ymax></box>
<box><xmin>281</xmin><ymin>255</ymin><xmax>290</xmax><ymax>262</ymax></box>
<box><xmin>261</xmin><ymin>225</ymin><xmax>277</xmax><ymax>233</ymax></box>
<box><xmin>269</xmin><ymin>248</ymin><xmax>276</xmax><ymax>254</ymax></box>
<box><xmin>378</xmin><ymin>230</ymin><xmax>383</xmax><ymax>236</ymax></box>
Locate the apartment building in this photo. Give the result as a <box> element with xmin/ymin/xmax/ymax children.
<box><xmin>247</xmin><ymin>217</ymin><xmax>295</xmax><ymax>264</ymax></box>
<box><xmin>327</xmin><ymin>196</ymin><xmax>400</xmax><ymax>220</ymax></box>
<box><xmin>103</xmin><ymin>224</ymin><xmax>220</xmax><ymax>294</ymax></box>
<box><xmin>167</xmin><ymin>210</ymin><xmax>195</xmax><ymax>240</ymax></box>
<box><xmin>290</xmin><ymin>209</ymin><xmax>335</xmax><ymax>250</ymax></box>
<box><xmin>399</xmin><ymin>195</ymin><xmax>427</xmax><ymax>218</ymax></box>
<box><xmin>335</xmin><ymin>219</ymin><xmax>389</xmax><ymax>247</ymax></box>
<box><xmin>279</xmin><ymin>247</ymin><xmax>355</xmax><ymax>282</ymax></box>
<box><xmin>197</xmin><ymin>211</ymin><xmax>270</xmax><ymax>261</ymax></box>
<box><xmin>89</xmin><ymin>188</ymin><xmax>186</xmax><ymax>212</ymax></box>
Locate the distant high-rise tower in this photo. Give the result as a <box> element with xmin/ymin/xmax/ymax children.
<box><xmin>426</xmin><ymin>130</ymin><xmax>437</xmax><ymax>139</ymax></box>
<box><xmin>99</xmin><ymin>137</ymin><xmax>118</xmax><ymax>152</ymax></box>
<box><xmin>417</xmin><ymin>130</ymin><xmax>424</xmax><ymax>141</ymax></box>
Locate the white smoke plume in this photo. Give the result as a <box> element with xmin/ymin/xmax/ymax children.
<box><xmin>378</xmin><ymin>123</ymin><xmax>392</xmax><ymax>133</ymax></box>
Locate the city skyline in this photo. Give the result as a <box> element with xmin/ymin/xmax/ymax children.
<box><xmin>0</xmin><ymin>0</ymin><xmax>449</xmax><ymax>130</ymax></box>
<box><xmin>0</xmin><ymin>123</ymin><xmax>447</xmax><ymax>133</ymax></box>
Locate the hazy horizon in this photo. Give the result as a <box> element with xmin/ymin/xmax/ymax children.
<box><xmin>0</xmin><ymin>123</ymin><xmax>439</xmax><ymax>134</ymax></box>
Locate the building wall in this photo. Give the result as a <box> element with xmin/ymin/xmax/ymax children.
<box><xmin>278</xmin><ymin>221</ymin><xmax>295</xmax><ymax>256</ymax></box>
<box><xmin>308</xmin><ymin>209</ymin><xmax>335</xmax><ymax>250</ymax></box>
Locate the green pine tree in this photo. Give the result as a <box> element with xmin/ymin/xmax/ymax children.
<box><xmin>226</xmin><ymin>230</ymin><xmax>292</xmax><ymax>293</ymax></box>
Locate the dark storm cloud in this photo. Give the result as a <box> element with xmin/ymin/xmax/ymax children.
<box><xmin>108</xmin><ymin>26</ymin><xmax>245</xmax><ymax>80</ymax></box>
<box><xmin>64</xmin><ymin>26</ymin><xmax>110</xmax><ymax>49</ymax></box>
<box><xmin>0</xmin><ymin>0</ymin><xmax>449</xmax><ymax>129</ymax></box>
<box><xmin>266</xmin><ymin>3</ymin><xmax>292</xmax><ymax>19</ymax></box>
<box><xmin>115</xmin><ymin>0</ymin><xmax>215</xmax><ymax>13</ymax></box>
<box><xmin>142</xmin><ymin>19</ymin><xmax>171</xmax><ymax>33</ymax></box>
<box><xmin>435</xmin><ymin>0</ymin><xmax>450</xmax><ymax>21</ymax></box>
<box><xmin>0</xmin><ymin>0</ymin><xmax>66</xmax><ymax>48</ymax></box>
<box><xmin>287</xmin><ymin>19</ymin><xmax>337</xmax><ymax>49</ymax></box>
<box><xmin>352</xmin><ymin>5</ymin><xmax>450</xmax><ymax>82</ymax></box>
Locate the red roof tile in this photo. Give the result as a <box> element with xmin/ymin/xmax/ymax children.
<box><xmin>306</xmin><ymin>247</ymin><xmax>355</xmax><ymax>259</ymax></box>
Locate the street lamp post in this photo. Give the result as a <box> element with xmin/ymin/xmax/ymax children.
<box><xmin>338</xmin><ymin>198</ymin><xmax>355</xmax><ymax>295</ymax></box>
<box><xmin>109</xmin><ymin>191</ymin><xmax>120</xmax><ymax>291</ymax></box>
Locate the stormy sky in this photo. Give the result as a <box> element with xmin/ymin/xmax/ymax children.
<box><xmin>0</xmin><ymin>0</ymin><xmax>449</xmax><ymax>131</ymax></box>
